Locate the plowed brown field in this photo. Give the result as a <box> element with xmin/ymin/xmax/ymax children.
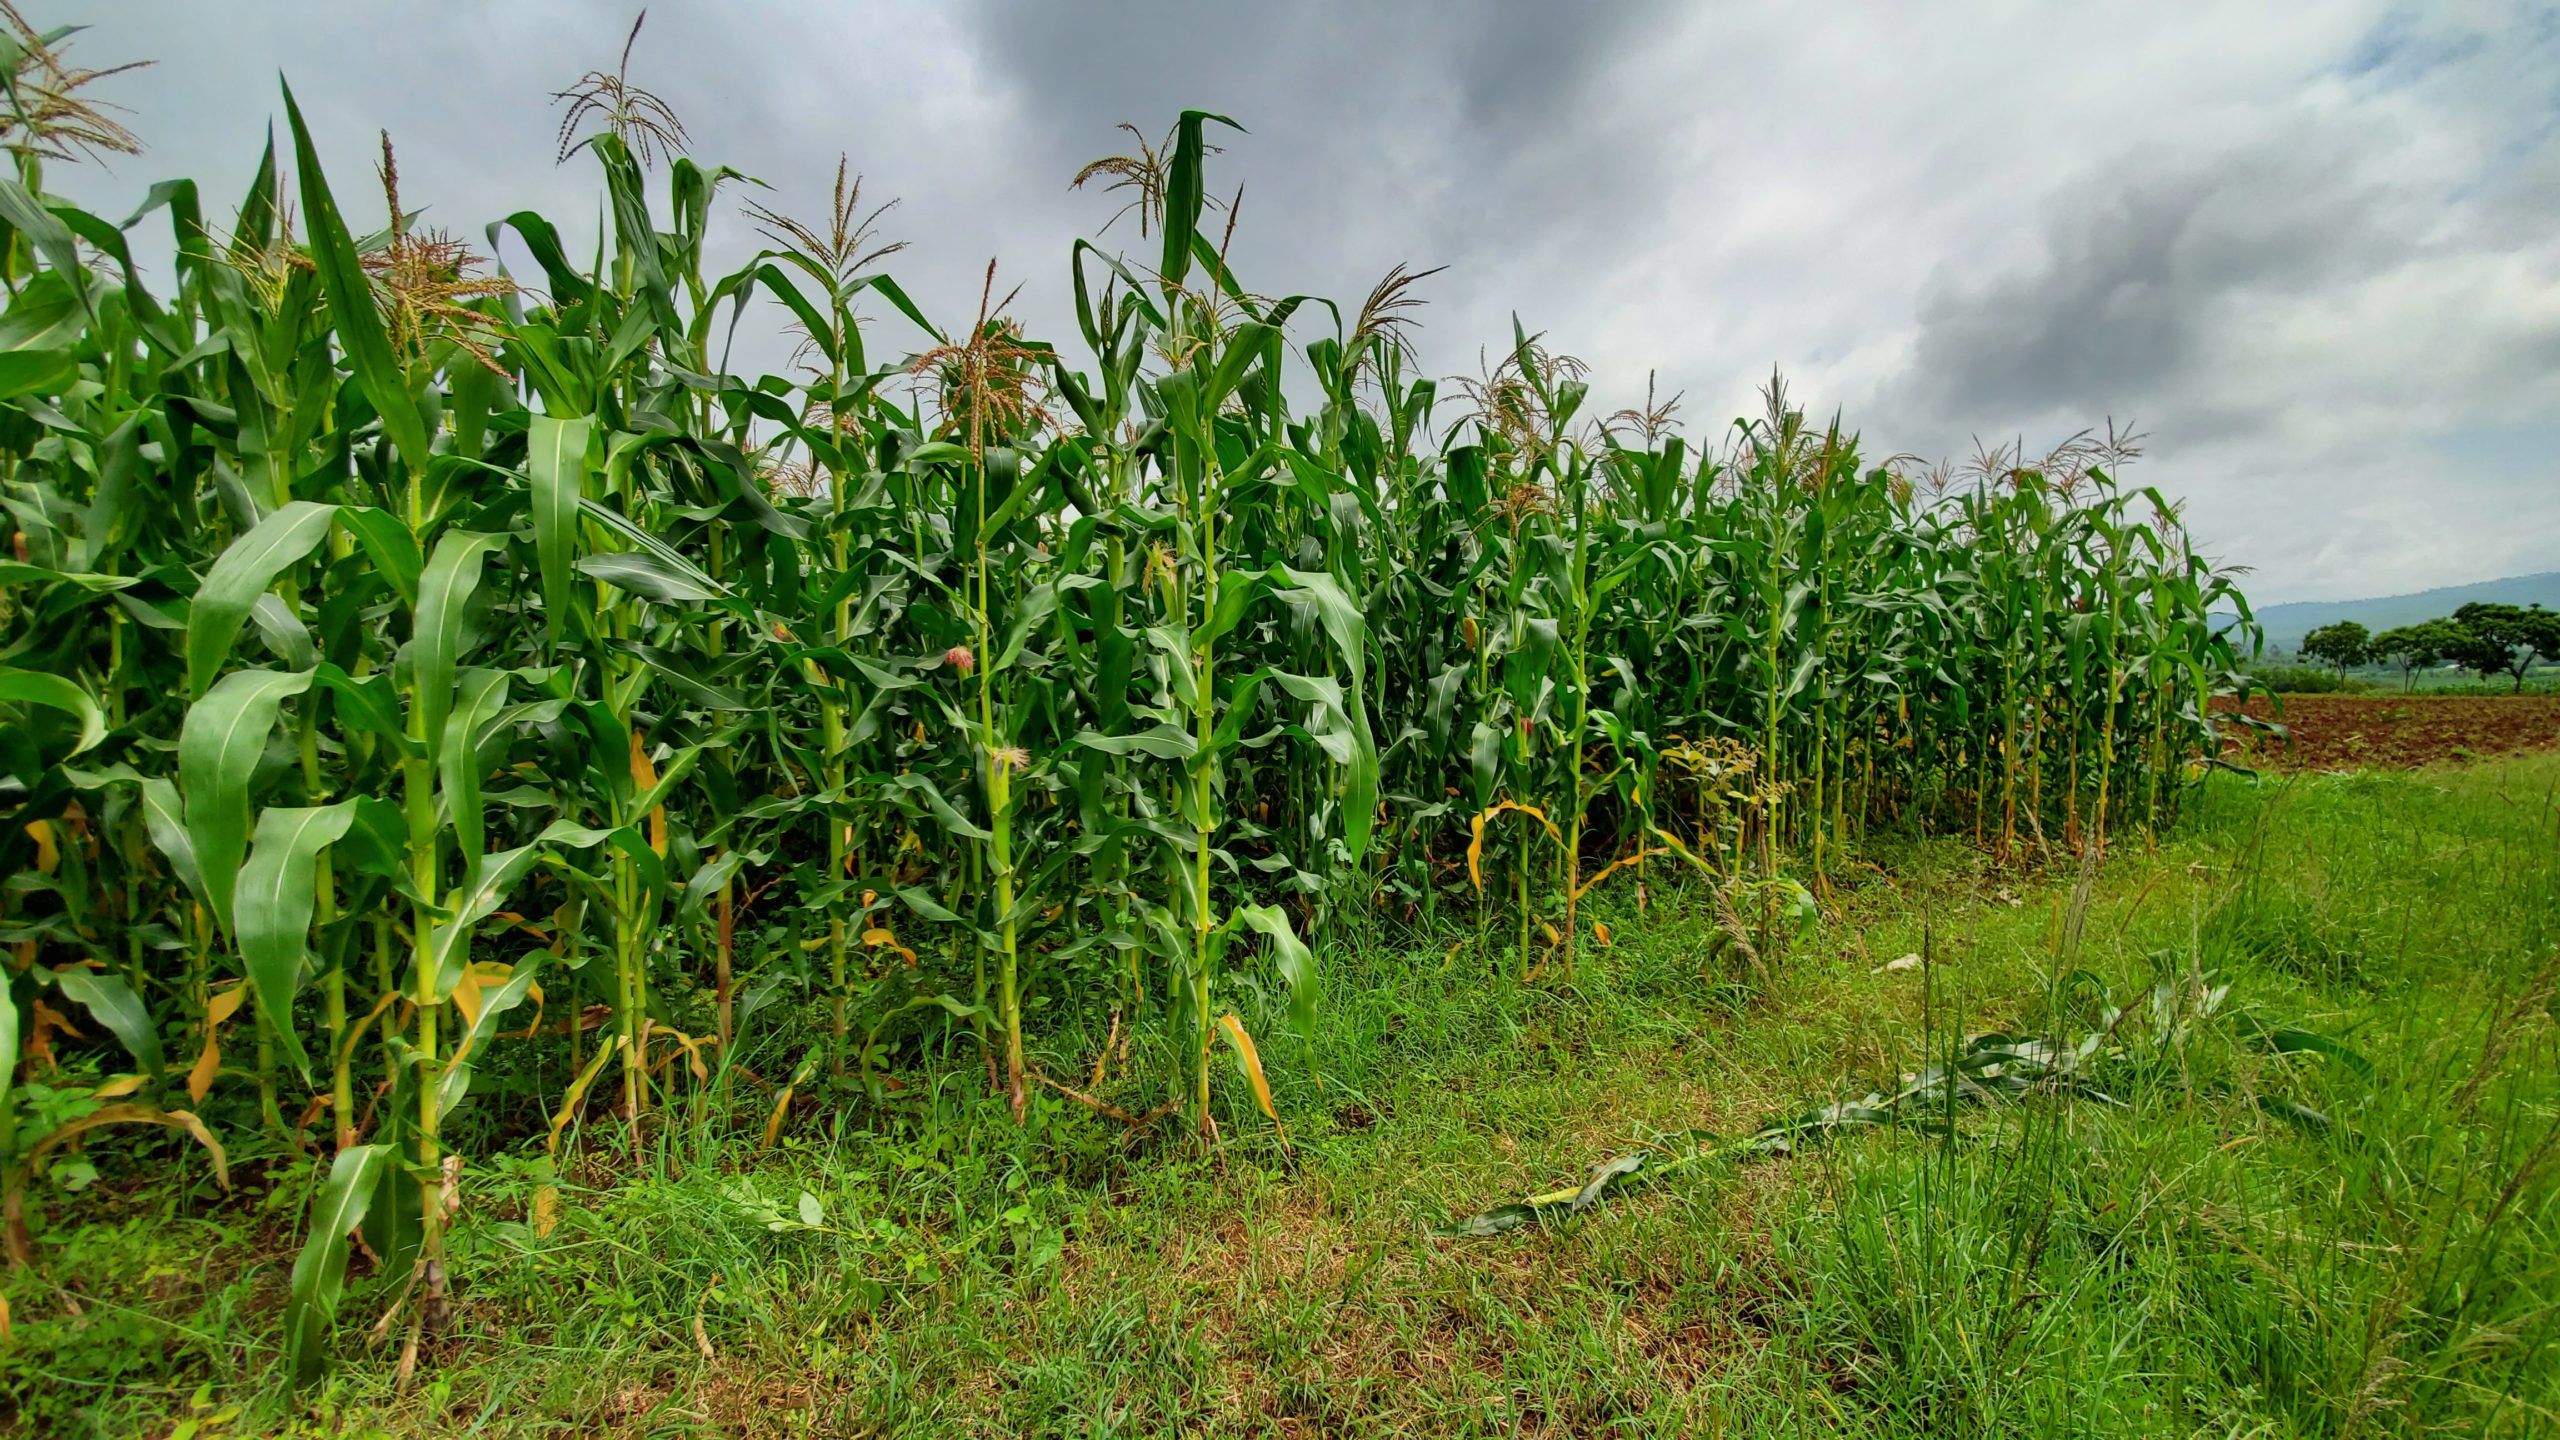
<box><xmin>2214</xmin><ymin>694</ymin><xmax>2560</xmax><ymax>770</ymax></box>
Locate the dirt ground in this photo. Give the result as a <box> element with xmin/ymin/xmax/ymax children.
<box><xmin>2215</xmin><ymin>693</ymin><xmax>2560</xmax><ymax>770</ymax></box>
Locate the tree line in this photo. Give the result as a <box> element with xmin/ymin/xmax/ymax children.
<box><xmin>2298</xmin><ymin>603</ymin><xmax>2560</xmax><ymax>691</ymax></box>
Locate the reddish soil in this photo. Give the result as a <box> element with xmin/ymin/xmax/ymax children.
<box><xmin>2214</xmin><ymin>693</ymin><xmax>2560</xmax><ymax>770</ymax></box>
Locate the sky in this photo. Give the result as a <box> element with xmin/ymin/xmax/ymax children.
<box><xmin>47</xmin><ymin>0</ymin><xmax>2560</xmax><ymax>604</ymax></box>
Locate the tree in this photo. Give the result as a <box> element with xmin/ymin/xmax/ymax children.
<box><xmin>2300</xmin><ymin>620</ymin><xmax>2371</xmax><ymax>681</ymax></box>
<box><xmin>2371</xmin><ymin>619</ymin><xmax>2460</xmax><ymax>692</ymax></box>
<box><xmin>2445</xmin><ymin>602</ymin><xmax>2560</xmax><ymax>692</ymax></box>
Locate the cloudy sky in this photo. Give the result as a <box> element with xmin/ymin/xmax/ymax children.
<box><xmin>52</xmin><ymin>1</ymin><xmax>2560</xmax><ymax>603</ymax></box>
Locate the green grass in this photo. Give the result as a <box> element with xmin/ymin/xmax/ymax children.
<box><xmin>2252</xmin><ymin>664</ymin><xmax>2560</xmax><ymax>696</ymax></box>
<box><xmin>9</xmin><ymin>754</ymin><xmax>2558</xmax><ymax>1438</ymax></box>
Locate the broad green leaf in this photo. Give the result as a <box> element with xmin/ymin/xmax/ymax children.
<box><xmin>1269</xmin><ymin>567</ymin><xmax>1379</xmax><ymax>858</ymax></box>
<box><xmin>1072</xmin><ymin>724</ymin><xmax>1198</xmax><ymax>760</ymax></box>
<box><xmin>0</xmin><ymin>176</ymin><xmax>82</xmax><ymax>294</ymax></box>
<box><xmin>334</xmin><ymin>506</ymin><xmax>422</xmax><ymax>608</ymax></box>
<box><xmin>283</xmin><ymin>84</ymin><xmax>431</xmax><ymax>474</ymax></box>
<box><xmin>0</xmin><ymin>665</ymin><xmax>105</xmax><ymax>754</ymax></box>
<box><xmin>527</xmin><ymin>413</ymin><xmax>592</xmax><ymax>643</ymax></box>
<box><xmin>434</xmin><ymin>955</ymin><xmax>543</xmax><ymax>1120</ymax></box>
<box><xmin>413</xmin><ymin>531</ymin><xmax>507</xmax><ymax>760</ymax></box>
<box><xmin>54</xmin><ymin>967</ymin><xmax>164</xmax><ymax>1077</ymax></box>
<box><xmin>425</xmin><ymin>826</ymin><xmax>603</xmax><ymax>1000</ymax></box>
<box><xmin>0</xmin><ymin>560</ymin><xmax>138</xmax><ymax>592</ymax></box>
<box><xmin>0</xmin><ymin>346</ymin><xmax>72</xmax><ymax>398</ymax></box>
<box><xmin>186</xmin><ymin>500</ymin><xmax>335</xmax><ymax>697</ymax></box>
<box><xmin>438</xmin><ymin>668</ymin><xmax>510</xmax><ymax>868</ymax></box>
<box><xmin>1232</xmin><ymin>903</ymin><xmax>1318</xmax><ymax>1039</ymax></box>
<box><xmin>283</xmin><ymin>1142</ymin><xmax>393</xmax><ymax>1383</ymax></box>
<box><xmin>577</xmin><ymin>549</ymin><xmax>722</xmax><ymax>604</ymax></box>
<box><xmin>138</xmin><ymin>776</ymin><xmax>208</xmax><ymax>909</ymax></box>
<box><xmin>234</xmin><ymin>802</ymin><xmax>363</xmax><ymax>1075</ymax></box>
<box><xmin>1158</xmin><ymin>111</ymin><xmax>1242</xmax><ymax>291</ymax></box>
<box><xmin>179</xmin><ymin>667</ymin><xmax>313</xmax><ymax>933</ymax></box>
<box><xmin>249</xmin><ymin>592</ymin><xmax>316</xmax><ymax>671</ymax></box>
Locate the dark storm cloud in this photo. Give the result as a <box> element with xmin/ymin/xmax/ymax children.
<box><xmin>1896</xmin><ymin>136</ymin><xmax>2390</xmax><ymax>427</ymax></box>
<box><xmin>943</xmin><ymin>0</ymin><xmax>1687</xmax><ymax>358</ymax></box>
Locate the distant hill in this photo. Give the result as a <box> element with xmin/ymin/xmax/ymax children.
<box><xmin>2230</xmin><ymin>572</ymin><xmax>2560</xmax><ymax>653</ymax></box>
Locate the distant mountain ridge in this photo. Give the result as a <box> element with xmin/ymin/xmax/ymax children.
<box><xmin>2231</xmin><ymin>572</ymin><xmax>2560</xmax><ymax>653</ymax></box>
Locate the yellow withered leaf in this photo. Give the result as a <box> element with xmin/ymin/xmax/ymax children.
<box><xmin>647</xmin><ymin>1022</ymin><xmax>712</xmax><ymax>1082</ymax></box>
<box><xmin>451</xmin><ymin>961</ymin><xmax>517</xmax><ymax>1031</ymax></box>
<box><xmin>762</xmin><ymin>1085</ymin><xmax>797</xmax><ymax>1149</ymax></box>
<box><xmin>25</xmin><ymin>1105</ymin><xmax>229</xmax><ymax>1194</ymax></box>
<box><xmin>23</xmin><ymin>821</ymin><xmax>56</xmax><ymax>874</ymax></box>
<box><xmin>1593</xmin><ymin>923</ymin><xmax>1613</xmax><ymax>947</ymax></box>
<box><xmin>546</xmin><ymin>1035</ymin><xmax>623</xmax><ymax>1159</ymax></box>
<box><xmin>186</xmin><ymin>983</ymin><xmax>250</xmax><ymax>1103</ymax></box>
<box><xmin>92</xmin><ymin>1073</ymin><xmax>147</xmax><ymax>1099</ymax></box>
<box><xmin>860</xmin><ymin>926</ymin><xmax>918</xmax><ymax>968</ymax></box>
<box><xmin>452</xmin><ymin>969</ymin><xmax>484</xmax><ymax>1028</ymax></box>
<box><xmin>627</xmin><ymin>729</ymin><xmax>669</xmax><ymax>857</ymax></box>
<box><xmin>1467</xmin><ymin>799</ymin><xmax>1563</xmax><ymax>891</ymax></box>
<box><xmin>1215</xmin><ymin>1013</ymin><xmax>1280</xmax><ymax>1126</ymax></box>
<box><xmin>206</xmin><ymin>983</ymin><xmax>248</xmax><ymax>1026</ymax></box>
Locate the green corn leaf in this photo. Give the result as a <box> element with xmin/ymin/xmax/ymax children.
<box><xmin>0</xmin><ymin>560</ymin><xmax>139</xmax><ymax>593</ymax></box>
<box><xmin>439</xmin><ymin>668</ymin><xmax>510</xmax><ymax>868</ymax></box>
<box><xmin>310</xmin><ymin>664</ymin><xmax>405</xmax><ymax>749</ymax></box>
<box><xmin>138</xmin><ymin>776</ymin><xmax>208</xmax><ymax>910</ymax></box>
<box><xmin>1231</xmin><ymin>902</ymin><xmax>1318</xmax><ymax>1039</ymax></box>
<box><xmin>179</xmin><ymin>667</ymin><xmax>314</xmax><ymax>934</ymax></box>
<box><xmin>750</xmin><ymin>262</ymin><xmax>839</xmax><ymax>365</ymax></box>
<box><xmin>1073</xmin><ymin>724</ymin><xmax>1198</xmax><ymax>760</ymax></box>
<box><xmin>576</xmin><ymin>496</ymin><xmax>727</xmax><ymax>589</ymax></box>
<box><xmin>0</xmin><ymin>176</ymin><xmax>83</xmax><ymax>294</ymax></box>
<box><xmin>182</xmin><ymin>499</ymin><xmax>335</xmax><ymax>697</ymax></box>
<box><xmin>413</xmin><ymin>531</ymin><xmax>507</xmax><ymax>760</ymax></box>
<box><xmin>249</xmin><ymin>592</ymin><xmax>316</xmax><ymax>671</ymax></box>
<box><xmin>527</xmin><ymin>413</ymin><xmax>592</xmax><ymax>643</ymax></box>
<box><xmin>1268</xmin><ymin>567</ymin><xmax>1379</xmax><ymax>859</ymax></box>
<box><xmin>850</xmin><ymin>272</ymin><xmax>945</xmax><ymax>344</ymax></box>
<box><xmin>0</xmin><ymin>665</ymin><xmax>106</xmax><ymax>755</ymax></box>
<box><xmin>425</xmin><ymin>839</ymin><xmax>554</xmax><ymax>1002</ymax></box>
<box><xmin>234</xmin><ymin>802</ymin><xmax>364</xmax><ymax>1076</ymax></box>
<box><xmin>0</xmin><ymin>347</ymin><xmax>72</xmax><ymax>399</ymax></box>
<box><xmin>1159</xmin><ymin>110</ymin><xmax>1241</xmax><ymax>291</ymax></box>
<box><xmin>282</xmin><ymin>83</ymin><xmax>432</xmax><ymax>474</ymax></box>
<box><xmin>283</xmin><ymin>1142</ymin><xmax>393</xmax><ymax>1383</ymax></box>
<box><xmin>679</xmin><ymin>849</ymin><xmax>748</xmax><ymax>919</ymax></box>
<box><xmin>577</xmin><ymin>549</ymin><xmax>723</xmax><ymax>604</ymax></box>
<box><xmin>334</xmin><ymin>505</ymin><xmax>423</xmax><ymax>608</ymax></box>
<box><xmin>53</xmin><ymin>967</ymin><xmax>163</xmax><ymax>1077</ymax></box>
<box><xmin>436</xmin><ymin>955</ymin><xmax>543</xmax><ymax>1120</ymax></box>
<box><xmin>617</xmin><ymin>643</ymin><xmax>748</xmax><ymax>711</ymax></box>
<box><xmin>879</xmin><ymin>775</ymin><xmax>992</xmax><ymax>843</ymax></box>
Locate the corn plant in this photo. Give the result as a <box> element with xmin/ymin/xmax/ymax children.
<box><xmin>0</xmin><ymin>10</ymin><xmax>2262</xmax><ymax>1384</ymax></box>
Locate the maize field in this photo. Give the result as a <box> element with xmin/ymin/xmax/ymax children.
<box><xmin>0</xmin><ymin>17</ymin><xmax>2268</xmax><ymax>1384</ymax></box>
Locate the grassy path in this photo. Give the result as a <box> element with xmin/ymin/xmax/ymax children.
<box><xmin>10</xmin><ymin>754</ymin><xmax>2559</xmax><ymax>1436</ymax></box>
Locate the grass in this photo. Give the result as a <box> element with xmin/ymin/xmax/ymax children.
<box><xmin>2252</xmin><ymin>664</ymin><xmax>2560</xmax><ymax>696</ymax></box>
<box><xmin>8</xmin><ymin>751</ymin><xmax>2558</xmax><ymax>1437</ymax></box>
